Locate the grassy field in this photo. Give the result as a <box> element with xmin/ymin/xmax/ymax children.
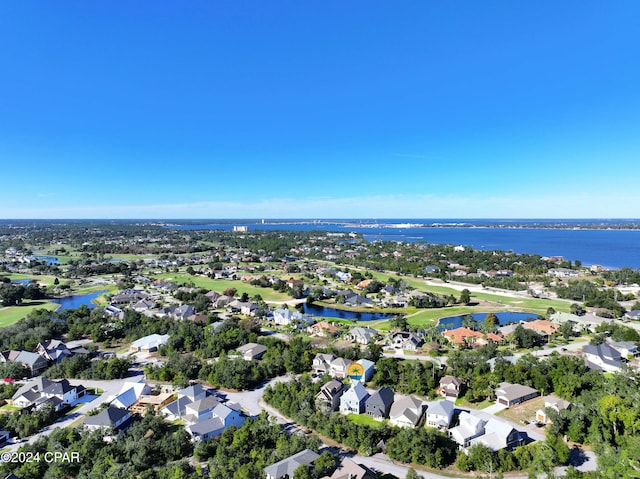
<box><xmin>154</xmin><ymin>273</ymin><xmax>291</xmax><ymax>302</ymax></box>
<box><xmin>497</xmin><ymin>397</ymin><xmax>544</xmax><ymax>425</ymax></box>
<box><xmin>5</xmin><ymin>273</ymin><xmax>58</xmax><ymax>287</ymax></box>
<box><xmin>0</xmin><ymin>301</ymin><xmax>59</xmax><ymax>327</ymax></box>
<box><xmin>365</xmin><ymin>270</ymin><xmax>571</xmax><ymax>313</ymax></box>
<box><xmin>346</xmin><ymin>413</ymin><xmax>385</xmax><ymax>428</ymax></box>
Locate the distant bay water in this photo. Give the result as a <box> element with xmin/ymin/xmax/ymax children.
<box><xmin>169</xmin><ymin>219</ymin><xmax>640</xmax><ymax>269</ymax></box>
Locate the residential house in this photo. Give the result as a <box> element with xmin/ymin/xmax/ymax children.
<box><xmin>312</xmin><ymin>353</ymin><xmax>337</xmax><ymax>375</ymax></box>
<box><xmin>213</xmin><ymin>295</ymin><xmax>233</xmax><ymax>308</ymax></box>
<box><xmin>330</xmin><ymin>357</ymin><xmax>353</xmax><ymax>379</ymax></box>
<box><xmin>111</xmin><ymin>380</ymin><xmax>152</xmax><ymax>409</ymax></box>
<box><xmin>442</xmin><ymin>327</ymin><xmax>503</xmax><ymax>348</ymax></box>
<box><xmin>495</xmin><ymin>382</ymin><xmax>539</xmax><ymax>407</ymax></box>
<box><xmin>185</xmin><ymin>403</ymin><xmax>245</xmax><ymax>442</ymax></box>
<box><xmin>287</xmin><ymin>278</ymin><xmax>304</xmax><ymax>289</ymax></box>
<box><xmin>187</xmin><ymin>313</ymin><xmax>208</xmax><ymax>324</ymax></box>
<box><xmin>272</xmin><ymin>308</ymin><xmax>315</xmax><ymax>327</ymax></box>
<box><xmin>36</xmin><ymin>339</ymin><xmax>72</xmax><ymax>363</ymax></box>
<box><xmin>211</xmin><ymin>402</ymin><xmax>244</xmax><ymax>429</ymax></box>
<box><xmin>425</xmin><ymin>400</ymin><xmax>455</xmax><ymax>430</ymax></box>
<box><xmin>325</xmin><ymin>458</ymin><xmax>378</xmax><ymax>479</ymax></box>
<box><xmin>439</xmin><ymin>376</ymin><xmax>463</xmax><ymax>399</ymax></box>
<box><xmin>185</xmin><ymin>417</ymin><xmax>227</xmax><ymax>442</ymax></box>
<box><xmin>348</xmin><ymin>327</ymin><xmax>378</xmax><ymax>345</ymax></box>
<box><xmin>104</xmin><ymin>304</ymin><xmax>124</xmax><ymax>317</ymax></box>
<box><xmin>205</xmin><ymin>290</ymin><xmax>221</xmax><ymax>303</ymax></box>
<box><xmin>609</xmin><ymin>341</ymin><xmax>639</xmax><ymax>358</ymax></box>
<box><xmin>365</xmin><ymin>387</ymin><xmax>394</xmax><ymax>420</ymax></box>
<box><xmin>625</xmin><ymin>310</ymin><xmax>640</xmax><ymax>321</ymax></box>
<box><xmin>11</xmin><ymin>378</ymin><xmax>84</xmax><ymax>411</ymax></box>
<box><xmin>468</xmin><ymin>417</ymin><xmax>522</xmax><ymax>452</ymax></box>
<box><xmin>550</xmin><ymin>311</ymin><xmax>606</xmax><ymax>333</ymax></box>
<box><xmin>315</xmin><ymin>379</ymin><xmax>345</xmax><ymax>413</ymax></box>
<box><xmin>110</xmin><ymin>290</ymin><xmax>148</xmax><ymax>305</ymax></box>
<box><xmin>161</xmin><ymin>384</ymin><xmax>216</xmax><ymax>421</ymax></box>
<box><xmin>264</xmin><ymin>449</ymin><xmax>320</xmax><ymax>479</ymax></box>
<box><xmin>133</xmin><ymin>298</ymin><xmax>157</xmax><ymax>313</ymax></box>
<box><xmin>339</xmin><ymin>382</ymin><xmax>370</xmax><ymax>415</ymax></box>
<box><xmin>273</xmin><ymin>308</ymin><xmax>296</xmax><ymax>326</ymax></box>
<box><xmin>130</xmin><ymin>333</ymin><xmax>169</xmax><ymax>353</ymax></box>
<box><xmin>389</xmin><ymin>331</ymin><xmax>423</xmax><ymax>351</ymax></box>
<box><xmin>179</xmin><ymin>383</ymin><xmax>209</xmax><ymax>402</ymax></box>
<box><xmin>336</xmin><ymin>271</ymin><xmax>352</xmax><ymax>282</ymax></box>
<box><xmin>344</xmin><ymin>294</ymin><xmax>373</xmax><ymax>307</ymax></box>
<box><xmin>239</xmin><ymin>302</ymin><xmax>259</xmax><ymax>316</ymax></box>
<box><xmin>41</xmin><ymin>379</ymin><xmax>83</xmax><ymax>410</ymax></box>
<box><xmin>308</xmin><ymin>321</ymin><xmax>340</xmax><ymax>337</ymax></box>
<box><xmin>536</xmin><ymin>395</ymin><xmax>572</xmax><ymax>425</ymax></box>
<box><xmin>84</xmin><ymin>406</ymin><xmax>133</xmax><ymax>435</ymax></box>
<box><xmin>6</xmin><ymin>350</ymin><xmax>49</xmax><ymax>376</ymax></box>
<box><xmin>233</xmin><ymin>343</ymin><xmax>268</xmax><ymax>361</ymax></box>
<box><xmin>583</xmin><ymin>343</ymin><xmax>624</xmax><ymax>373</ymax></box>
<box><xmin>349</xmin><ymin>359</ymin><xmax>375</xmax><ymax>383</ymax></box>
<box><xmin>449</xmin><ymin>411</ymin><xmax>487</xmax><ymax>448</ymax></box>
<box><xmin>522</xmin><ymin>319</ymin><xmax>560</xmax><ymax>341</ymax></box>
<box><xmin>389</xmin><ymin>395</ymin><xmax>424</xmax><ymax>428</ymax></box>
<box><xmin>547</xmin><ymin>268</ymin><xmax>579</xmax><ymax>278</ymax></box>
<box><xmin>166</xmin><ymin>304</ymin><xmax>196</xmax><ymax>320</ymax></box>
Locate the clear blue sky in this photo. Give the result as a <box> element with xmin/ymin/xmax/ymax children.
<box><xmin>1</xmin><ymin>1</ymin><xmax>639</xmax><ymax>219</ymax></box>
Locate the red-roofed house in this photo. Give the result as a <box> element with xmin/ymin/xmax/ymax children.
<box><xmin>442</xmin><ymin>327</ymin><xmax>503</xmax><ymax>347</ymax></box>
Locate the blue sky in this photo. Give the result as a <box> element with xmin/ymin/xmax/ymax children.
<box><xmin>1</xmin><ymin>1</ymin><xmax>639</xmax><ymax>219</ymax></box>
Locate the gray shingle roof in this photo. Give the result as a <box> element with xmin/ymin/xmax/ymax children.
<box><xmin>264</xmin><ymin>449</ymin><xmax>319</xmax><ymax>479</ymax></box>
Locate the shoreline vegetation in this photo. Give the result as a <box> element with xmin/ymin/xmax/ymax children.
<box><xmin>2</xmin><ymin>218</ymin><xmax>640</xmax><ymax>231</ymax></box>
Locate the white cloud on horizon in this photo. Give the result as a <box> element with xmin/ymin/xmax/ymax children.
<box><xmin>1</xmin><ymin>193</ymin><xmax>639</xmax><ymax>219</ymax></box>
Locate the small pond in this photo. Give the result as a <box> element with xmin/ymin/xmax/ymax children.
<box><xmin>437</xmin><ymin>311</ymin><xmax>540</xmax><ymax>330</ymax></box>
<box><xmin>51</xmin><ymin>290</ymin><xmax>108</xmax><ymax>311</ymax></box>
<box><xmin>35</xmin><ymin>255</ymin><xmax>61</xmax><ymax>265</ymax></box>
<box><xmin>303</xmin><ymin>303</ymin><xmax>397</xmax><ymax>321</ymax></box>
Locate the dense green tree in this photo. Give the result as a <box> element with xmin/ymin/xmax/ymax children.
<box><xmin>460</xmin><ymin>288</ymin><xmax>471</xmax><ymax>304</ymax></box>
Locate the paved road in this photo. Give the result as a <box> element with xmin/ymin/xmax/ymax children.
<box><xmin>4</xmin><ymin>368</ymin><xmax>598</xmax><ymax>478</ymax></box>
<box><xmin>3</xmin><ymin>372</ymin><xmax>144</xmax><ymax>451</ymax></box>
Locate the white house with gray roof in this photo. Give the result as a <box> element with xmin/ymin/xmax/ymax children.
<box><xmin>264</xmin><ymin>449</ymin><xmax>320</xmax><ymax>479</ymax></box>
<box><xmin>389</xmin><ymin>395</ymin><xmax>424</xmax><ymax>428</ymax></box>
<box><xmin>339</xmin><ymin>382</ymin><xmax>370</xmax><ymax>415</ymax></box>
<box><xmin>348</xmin><ymin>327</ymin><xmax>378</xmax><ymax>345</ymax></box>
<box><xmin>583</xmin><ymin>343</ymin><xmax>624</xmax><ymax>372</ymax></box>
<box><xmin>130</xmin><ymin>333</ymin><xmax>169</xmax><ymax>353</ymax></box>
<box><xmin>425</xmin><ymin>399</ymin><xmax>455</xmax><ymax>430</ymax></box>
<box><xmin>83</xmin><ymin>406</ymin><xmax>133</xmax><ymax>434</ymax></box>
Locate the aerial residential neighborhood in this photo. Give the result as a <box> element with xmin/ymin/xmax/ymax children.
<box><xmin>0</xmin><ymin>223</ymin><xmax>639</xmax><ymax>478</ymax></box>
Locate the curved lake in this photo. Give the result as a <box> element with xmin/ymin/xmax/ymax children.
<box><xmin>303</xmin><ymin>303</ymin><xmax>397</xmax><ymax>321</ymax></box>
<box><xmin>437</xmin><ymin>311</ymin><xmax>540</xmax><ymax>330</ymax></box>
<box><xmin>51</xmin><ymin>290</ymin><xmax>108</xmax><ymax>311</ymax></box>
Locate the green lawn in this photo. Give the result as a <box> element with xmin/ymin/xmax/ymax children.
<box><xmin>0</xmin><ymin>301</ymin><xmax>59</xmax><ymax>327</ymax></box>
<box><xmin>154</xmin><ymin>273</ymin><xmax>291</xmax><ymax>302</ymax></box>
<box><xmin>5</xmin><ymin>273</ymin><xmax>58</xmax><ymax>287</ymax></box>
<box><xmin>0</xmin><ymin>404</ymin><xmax>21</xmax><ymax>413</ymax></box>
<box><xmin>346</xmin><ymin>413</ymin><xmax>384</xmax><ymax>428</ymax></box>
